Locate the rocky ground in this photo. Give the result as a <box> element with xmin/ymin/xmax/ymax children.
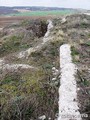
<box><xmin>53</xmin><ymin>14</ymin><xmax>90</xmax><ymax>120</ymax></box>
<box><xmin>0</xmin><ymin>14</ymin><xmax>90</xmax><ymax>120</ymax></box>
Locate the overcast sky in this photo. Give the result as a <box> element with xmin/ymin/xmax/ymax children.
<box><xmin>0</xmin><ymin>0</ymin><xmax>90</xmax><ymax>9</ymax></box>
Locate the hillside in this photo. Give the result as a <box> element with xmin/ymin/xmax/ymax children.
<box><xmin>0</xmin><ymin>14</ymin><xmax>90</xmax><ymax>120</ymax></box>
<box><xmin>0</xmin><ymin>6</ymin><xmax>79</xmax><ymax>15</ymax></box>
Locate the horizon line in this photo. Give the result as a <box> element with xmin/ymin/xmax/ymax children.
<box><xmin>0</xmin><ymin>6</ymin><xmax>88</xmax><ymax>10</ymax></box>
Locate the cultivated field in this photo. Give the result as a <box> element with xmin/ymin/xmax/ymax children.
<box><xmin>8</xmin><ymin>10</ymin><xmax>75</xmax><ymax>16</ymax></box>
<box><xmin>0</xmin><ymin>16</ymin><xmax>53</xmax><ymax>27</ymax></box>
<box><xmin>0</xmin><ymin>9</ymin><xmax>76</xmax><ymax>27</ymax></box>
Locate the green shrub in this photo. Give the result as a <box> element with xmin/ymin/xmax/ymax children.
<box><xmin>0</xmin><ymin>35</ymin><xmax>24</xmax><ymax>56</ymax></box>
<box><xmin>80</xmin><ymin>22</ymin><xmax>89</xmax><ymax>28</ymax></box>
<box><xmin>85</xmin><ymin>41</ymin><xmax>90</xmax><ymax>46</ymax></box>
<box><xmin>42</xmin><ymin>63</ymin><xmax>53</xmax><ymax>69</ymax></box>
<box><xmin>1</xmin><ymin>72</ymin><xmax>21</xmax><ymax>85</ymax></box>
<box><xmin>21</xmin><ymin>20</ymin><xmax>30</xmax><ymax>26</ymax></box>
<box><xmin>83</xmin><ymin>80</ymin><xmax>90</xmax><ymax>86</ymax></box>
<box><xmin>71</xmin><ymin>46</ymin><xmax>79</xmax><ymax>56</ymax></box>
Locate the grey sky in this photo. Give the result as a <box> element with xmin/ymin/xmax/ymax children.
<box><xmin>0</xmin><ymin>0</ymin><xmax>90</xmax><ymax>9</ymax></box>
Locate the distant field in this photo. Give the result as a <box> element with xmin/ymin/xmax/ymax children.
<box><xmin>0</xmin><ymin>10</ymin><xmax>76</xmax><ymax>27</ymax></box>
<box><xmin>0</xmin><ymin>16</ymin><xmax>54</xmax><ymax>27</ymax></box>
<box><xmin>6</xmin><ymin>10</ymin><xmax>75</xmax><ymax>17</ymax></box>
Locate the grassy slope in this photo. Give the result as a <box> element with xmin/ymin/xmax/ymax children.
<box><xmin>0</xmin><ymin>14</ymin><xmax>90</xmax><ymax>120</ymax></box>
<box><xmin>0</xmin><ymin>19</ymin><xmax>60</xmax><ymax>120</ymax></box>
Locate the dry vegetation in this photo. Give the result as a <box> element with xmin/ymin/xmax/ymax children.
<box><xmin>53</xmin><ymin>14</ymin><xmax>90</xmax><ymax>119</ymax></box>
<box><xmin>0</xmin><ymin>14</ymin><xmax>90</xmax><ymax>120</ymax></box>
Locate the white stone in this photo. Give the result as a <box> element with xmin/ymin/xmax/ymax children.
<box><xmin>0</xmin><ymin>59</ymin><xmax>5</xmax><ymax>69</ymax></box>
<box><xmin>52</xmin><ymin>67</ymin><xmax>56</xmax><ymax>71</ymax></box>
<box><xmin>18</xmin><ymin>51</ymin><xmax>26</xmax><ymax>58</ymax></box>
<box><xmin>0</xmin><ymin>28</ymin><xmax>3</xmax><ymax>31</ymax></box>
<box><xmin>55</xmin><ymin>69</ymin><xmax>59</xmax><ymax>73</ymax></box>
<box><xmin>39</xmin><ymin>115</ymin><xmax>46</xmax><ymax>120</ymax></box>
<box><xmin>43</xmin><ymin>20</ymin><xmax>53</xmax><ymax>42</ymax></box>
<box><xmin>0</xmin><ymin>63</ymin><xmax>35</xmax><ymax>70</ymax></box>
<box><xmin>84</xmin><ymin>13</ymin><xmax>90</xmax><ymax>16</ymax></box>
<box><xmin>52</xmin><ymin>78</ymin><xmax>56</xmax><ymax>81</ymax></box>
<box><xmin>58</xmin><ymin>44</ymin><xmax>82</xmax><ymax>120</ymax></box>
<box><xmin>53</xmin><ymin>72</ymin><xmax>58</xmax><ymax>76</ymax></box>
<box><xmin>61</xmin><ymin>18</ymin><xmax>67</xmax><ymax>24</ymax></box>
<box><xmin>48</xmin><ymin>118</ymin><xmax>51</xmax><ymax>120</ymax></box>
<box><xmin>77</xmin><ymin>88</ymin><xmax>80</xmax><ymax>91</ymax></box>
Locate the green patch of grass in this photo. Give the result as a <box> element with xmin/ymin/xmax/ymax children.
<box><xmin>80</xmin><ymin>22</ymin><xmax>90</xmax><ymax>28</ymax></box>
<box><xmin>21</xmin><ymin>20</ymin><xmax>31</xmax><ymax>26</ymax></box>
<box><xmin>42</xmin><ymin>63</ymin><xmax>53</xmax><ymax>69</ymax></box>
<box><xmin>71</xmin><ymin>46</ymin><xmax>79</xmax><ymax>56</ymax></box>
<box><xmin>1</xmin><ymin>69</ymin><xmax>45</xmax><ymax>102</ymax></box>
<box><xmin>1</xmin><ymin>67</ymin><xmax>58</xmax><ymax>119</ymax></box>
<box><xmin>71</xmin><ymin>46</ymin><xmax>80</xmax><ymax>62</ymax></box>
<box><xmin>0</xmin><ymin>35</ymin><xmax>22</xmax><ymax>55</ymax></box>
<box><xmin>88</xmin><ymin>33</ymin><xmax>90</xmax><ymax>38</ymax></box>
<box><xmin>0</xmin><ymin>35</ymin><xmax>32</xmax><ymax>56</ymax></box>
<box><xmin>6</xmin><ymin>10</ymin><xmax>75</xmax><ymax>17</ymax></box>
<box><xmin>83</xmin><ymin>80</ymin><xmax>90</xmax><ymax>86</ymax></box>
<box><xmin>80</xmin><ymin>41</ymin><xmax>90</xmax><ymax>46</ymax></box>
<box><xmin>1</xmin><ymin>72</ymin><xmax>21</xmax><ymax>85</ymax></box>
<box><xmin>1</xmin><ymin>69</ymin><xmax>45</xmax><ymax>112</ymax></box>
<box><xmin>85</xmin><ymin>41</ymin><xmax>90</xmax><ymax>46</ymax></box>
